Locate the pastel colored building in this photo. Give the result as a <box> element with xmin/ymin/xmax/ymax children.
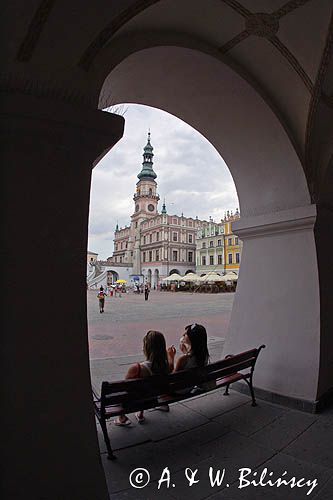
<box><xmin>109</xmin><ymin>133</ymin><xmax>207</xmax><ymax>286</ymax></box>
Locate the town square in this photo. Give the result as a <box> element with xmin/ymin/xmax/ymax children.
<box><xmin>2</xmin><ymin>2</ymin><xmax>332</xmax><ymax>500</ymax></box>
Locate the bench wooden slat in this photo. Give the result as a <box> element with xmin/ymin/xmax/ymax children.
<box><xmin>93</xmin><ymin>345</ymin><xmax>266</xmax><ymax>459</ymax></box>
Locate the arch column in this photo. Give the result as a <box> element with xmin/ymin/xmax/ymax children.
<box><xmin>1</xmin><ymin>93</ymin><xmax>124</xmax><ymax>499</ymax></box>
<box><xmin>224</xmin><ymin>205</ymin><xmax>321</xmax><ymax>409</ymax></box>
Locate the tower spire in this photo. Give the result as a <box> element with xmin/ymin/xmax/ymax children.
<box><xmin>137</xmin><ymin>131</ymin><xmax>157</xmax><ymax>180</ymax></box>
<box><xmin>161</xmin><ymin>198</ymin><xmax>167</xmax><ymax>214</ymax></box>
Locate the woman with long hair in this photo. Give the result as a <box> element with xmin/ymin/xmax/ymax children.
<box><xmin>114</xmin><ymin>330</ymin><xmax>173</xmax><ymax>425</ymax></box>
<box><xmin>173</xmin><ymin>323</ymin><xmax>210</xmax><ymax>371</ymax></box>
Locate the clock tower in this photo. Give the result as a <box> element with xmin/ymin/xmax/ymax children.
<box><xmin>132</xmin><ymin>131</ymin><xmax>159</xmax><ymax>221</ymax></box>
<box><xmin>130</xmin><ymin>132</ymin><xmax>160</xmax><ymax>275</ymax></box>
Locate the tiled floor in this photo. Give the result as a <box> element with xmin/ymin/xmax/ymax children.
<box><xmin>96</xmin><ymin>389</ymin><xmax>333</xmax><ymax>499</ymax></box>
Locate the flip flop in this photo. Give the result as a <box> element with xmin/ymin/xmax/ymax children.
<box><xmin>135</xmin><ymin>413</ymin><xmax>145</xmax><ymax>423</ymax></box>
<box><xmin>114</xmin><ymin>417</ymin><xmax>131</xmax><ymax>426</ymax></box>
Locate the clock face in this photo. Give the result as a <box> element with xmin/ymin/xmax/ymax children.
<box><xmin>135</xmin><ymin>204</ymin><xmax>139</xmax><ymax>212</ymax></box>
<box><xmin>148</xmin><ymin>204</ymin><xmax>155</xmax><ymax>212</ymax></box>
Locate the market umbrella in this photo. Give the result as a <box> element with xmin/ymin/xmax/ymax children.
<box><xmin>182</xmin><ymin>273</ymin><xmax>200</xmax><ymax>282</ymax></box>
<box><xmin>197</xmin><ymin>272</ymin><xmax>224</xmax><ymax>282</ymax></box>
<box><xmin>162</xmin><ymin>273</ymin><xmax>183</xmax><ymax>281</ymax></box>
<box><xmin>115</xmin><ymin>279</ymin><xmax>127</xmax><ymax>284</ymax></box>
<box><xmin>221</xmin><ymin>273</ymin><xmax>238</xmax><ymax>282</ymax></box>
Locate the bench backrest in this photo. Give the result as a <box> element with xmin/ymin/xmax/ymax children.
<box><xmin>100</xmin><ymin>345</ymin><xmax>265</xmax><ymax>413</ymax></box>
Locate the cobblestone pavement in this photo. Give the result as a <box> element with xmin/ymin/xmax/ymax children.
<box><xmin>88</xmin><ymin>289</ymin><xmax>234</xmax><ymax>360</ymax></box>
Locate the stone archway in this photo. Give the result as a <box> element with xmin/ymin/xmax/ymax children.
<box><xmin>2</xmin><ymin>5</ymin><xmax>332</xmax><ymax>500</ymax></box>
<box><xmin>153</xmin><ymin>269</ymin><xmax>159</xmax><ymax>288</ymax></box>
<box><xmin>106</xmin><ymin>270</ymin><xmax>119</xmax><ymax>286</ymax></box>
<box><xmin>99</xmin><ymin>46</ymin><xmax>320</xmax><ymax>406</ymax></box>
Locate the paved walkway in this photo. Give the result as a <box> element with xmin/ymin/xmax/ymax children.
<box><xmin>88</xmin><ymin>290</ymin><xmax>233</xmax><ymax>359</ymax></box>
<box><xmin>89</xmin><ymin>291</ymin><xmax>333</xmax><ymax>499</ymax></box>
<box><xmin>92</xmin><ymin>354</ymin><xmax>332</xmax><ymax>500</ymax></box>
<box><xmin>96</xmin><ymin>384</ymin><xmax>333</xmax><ymax>500</ymax></box>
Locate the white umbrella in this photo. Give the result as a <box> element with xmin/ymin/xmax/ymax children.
<box><xmin>197</xmin><ymin>272</ymin><xmax>224</xmax><ymax>282</ymax></box>
<box><xmin>221</xmin><ymin>273</ymin><xmax>238</xmax><ymax>282</ymax></box>
<box><xmin>182</xmin><ymin>273</ymin><xmax>200</xmax><ymax>282</ymax></box>
<box><xmin>162</xmin><ymin>273</ymin><xmax>183</xmax><ymax>282</ymax></box>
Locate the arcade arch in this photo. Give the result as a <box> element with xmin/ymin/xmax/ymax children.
<box><xmin>106</xmin><ymin>270</ymin><xmax>119</xmax><ymax>286</ymax></box>
<box><xmin>2</xmin><ymin>5</ymin><xmax>332</xmax><ymax>500</ymax></box>
<box><xmin>153</xmin><ymin>269</ymin><xmax>159</xmax><ymax>288</ymax></box>
<box><xmin>98</xmin><ymin>45</ymin><xmax>320</xmax><ymax>405</ymax></box>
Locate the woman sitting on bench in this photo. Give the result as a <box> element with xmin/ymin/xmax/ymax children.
<box><xmin>173</xmin><ymin>323</ymin><xmax>210</xmax><ymax>371</ymax></box>
<box><xmin>171</xmin><ymin>323</ymin><xmax>215</xmax><ymax>394</ymax></box>
<box><xmin>114</xmin><ymin>330</ymin><xmax>174</xmax><ymax>426</ymax></box>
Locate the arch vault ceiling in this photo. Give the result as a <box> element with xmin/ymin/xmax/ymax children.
<box><xmin>2</xmin><ymin>0</ymin><xmax>333</xmax><ymax>202</ymax></box>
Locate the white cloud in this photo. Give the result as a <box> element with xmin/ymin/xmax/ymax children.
<box><xmin>88</xmin><ymin>104</ymin><xmax>238</xmax><ymax>259</ymax></box>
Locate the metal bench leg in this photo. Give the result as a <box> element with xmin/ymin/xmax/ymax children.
<box><xmin>100</xmin><ymin>418</ymin><xmax>116</xmax><ymax>460</ymax></box>
<box><xmin>244</xmin><ymin>378</ymin><xmax>257</xmax><ymax>407</ymax></box>
<box><xmin>223</xmin><ymin>384</ymin><xmax>230</xmax><ymax>396</ymax></box>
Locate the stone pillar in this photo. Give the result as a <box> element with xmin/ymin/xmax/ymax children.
<box><xmin>224</xmin><ymin>205</ymin><xmax>321</xmax><ymax>410</ymax></box>
<box><xmin>1</xmin><ymin>94</ymin><xmax>124</xmax><ymax>499</ymax></box>
<box><xmin>314</xmin><ymin>162</ymin><xmax>333</xmax><ymax>404</ymax></box>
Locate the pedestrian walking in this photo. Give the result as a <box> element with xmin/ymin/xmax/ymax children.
<box><xmin>97</xmin><ymin>286</ymin><xmax>107</xmax><ymax>313</ymax></box>
<box><xmin>144</xmin><ymin>284</ymin><xmax>150</xmax><ymax>301</ymax></box>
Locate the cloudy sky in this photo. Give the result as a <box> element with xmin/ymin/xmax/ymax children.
<box><xmin>88</xmin><ymin>104</ymin><xmax>239</xmax><ymax>259</ymax></box>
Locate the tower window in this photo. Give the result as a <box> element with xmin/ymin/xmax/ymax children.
<box><xmin>236</xmin><ymin>253</ymin><xmax>240</xmax><ymax>263</ymax></box>
<box><xmin>228</xmin><ymin>254</ymin><xmax>233</xmax><ymax>264</ymax></box>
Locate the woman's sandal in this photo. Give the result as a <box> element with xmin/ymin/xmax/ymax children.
<box><xmin>135</xmin><ymin>413</ymin><xmax>145</xmax><ymax>423</ymax></box>
<box><xmin>114</xmin><ymin>416</ymin><xmax>131</xmax><ymax>426</ymax></box>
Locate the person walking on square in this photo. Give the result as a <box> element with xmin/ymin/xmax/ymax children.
<box><xmin>144</xmin><ymin>283</ymin><xmax>150</xmax><ymax>301</ymax></box>
<box><xmin>97</xmin><ymin>286</ymin><xmax>107</xmax><ymax>313</ymax></box>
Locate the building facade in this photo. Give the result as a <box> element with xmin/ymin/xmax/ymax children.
<box><xmin>195</xmin><ymin>210</ymin><xmax>242</xmax><ymax>276</ymax></box>
<box><xmin>109</xmin><ymin>133</ymin><xmax>207</xmax><ymax>286</ymax></box>
<box><xmin>87</xmin><ymin>250</ymin><xmax>98</xmax><ymax>263</ymax></box>
<box><xmin>196</xmin><ymin>219</ymin><xmax>225</xmax><ymax>275</ymax></box>
<box><xmin>223</xmin><ymin>210</ymin><xmax>243</xmax><ymax>274</ymax></box>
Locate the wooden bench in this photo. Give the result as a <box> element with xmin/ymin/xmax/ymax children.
<box><xmin>93</xmin><ymin>345</ymin><xmax>265</xmax><ymax>459</ymax></box>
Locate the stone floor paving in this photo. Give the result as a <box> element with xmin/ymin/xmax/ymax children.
<box><xmin>96</xmin><ymin>389</ymin><xmax>333</xmax><ymax>500</ymax></box>
<box><xmin>89</xmin><ymin>291</ymin><xmax>332</xmax><ymax>499</ymax></box>
<box><xmin>88</xmin><ymin>290</ymin><xmax>233</xmax><ymax>359</ymax></box>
